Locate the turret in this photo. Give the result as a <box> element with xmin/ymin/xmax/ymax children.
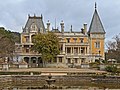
<box><xmin>60</xmin><ymin>20</ymin><xmax>64</xmax><ymax>33</ymax></box>
<box><xmin>46</xmin><ymin>20</ymin><xmax>50</xmax><ymax>32</ymax></box>
<box><xmin>83</xmin><ymin>23</ymin><xmax>87</xmax><ymax>34</ymax></box>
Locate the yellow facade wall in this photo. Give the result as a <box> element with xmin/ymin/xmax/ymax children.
<box><xmin>22</xmin><ymin>35</ymin><xmax>26</xmax><ymax>43</ymax></box>
<box><xmin>91</xmin><ymin>38</ymin><xmax>104</xmax><ymax>58</ymax></box>
<box><xmin>84</xmin><ymin>37</ymin><xmax>88</xmax><ymax>43</ymax></box>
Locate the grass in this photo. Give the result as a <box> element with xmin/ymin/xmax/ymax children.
<box><xmin>0</xmin><ymin>71</ymin><xmax>41</xmax><ymax>75</ymax></box>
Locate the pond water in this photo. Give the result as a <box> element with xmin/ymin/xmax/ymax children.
<box><xmin>0</xmin><ymin>82</ymin><xmax>120</xmax><ymax>90</ymax></box>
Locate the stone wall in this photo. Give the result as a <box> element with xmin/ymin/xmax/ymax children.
<box><xmin>0</xmin><ymin>75</ymin><xmax>120</xmax><ymax>89</ymax></box>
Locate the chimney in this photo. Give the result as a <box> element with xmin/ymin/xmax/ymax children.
<box><xmin>70</xmin><ymin>25</ymin><xmax>73</xmax><ymax>32</ymax></box>
<box><xmin>81</xmin><ymin>28</ymin><xmax>84</xmax><ymax>33</ymax></box>
<box><xmin>60</xmin><ymin>20</ymin><xmax>64</xmax><ymax>33</ymax></box>
<box><xmin>47</xmin><ymin>20</ymin><xmax>50</xmax><ymax>32</ymax></box>
<box><xmin>83</xmin><ymin>23</ymin><xmax>87</xmax><ymax>34</ymax></box>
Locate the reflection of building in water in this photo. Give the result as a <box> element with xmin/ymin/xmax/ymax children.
<box><xmin>13</xmin><ymin>4</ymin><xmax>105</xmax><ymax>68</ymax></box>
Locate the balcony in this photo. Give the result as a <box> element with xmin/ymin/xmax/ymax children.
<box><xmin>66</xmin><ymin>53</ymin><xmax>88</xmax><ymax>58</ymax></box>
<box><xmin>15</xmin><ymin>52</ymin><xmax>41</xmax><ymax>56</ymax></box>
<box><xmin>65</xmin><ymin>42</ymin><xmax>89</xmax><ymax>46</ymax></box>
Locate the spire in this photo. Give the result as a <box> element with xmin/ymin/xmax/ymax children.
<box><xmin>88</xmin><ymin>3</ymin><xmax>105</xmax><ymax>34</ymax></box>
<box><xmin>41</xmin><ymin>14</ymin><xmax>43</xmax><ymax>19</ymax></box>
<box><xmin>95</xmin><ymin>2</ymin><xmax>97</xmax><ymax>9</ymax></box>
<box><xmin>55</xmin><ymin>18</ymin><xmax>56</xmax><ymax>29</ymax></box>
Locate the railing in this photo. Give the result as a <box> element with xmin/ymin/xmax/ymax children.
<box><xmin>15</xmin><ymin>52</ymin><xmax>41</xmax><ymax>56</ymax></box>
<box><xmin>65</xmin><ymin>42</ymin><xmax>89</xmax><ymax>46</ymax></box>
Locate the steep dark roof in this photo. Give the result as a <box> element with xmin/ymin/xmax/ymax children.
<box><xmin>88</xmin><ymin>8</ymin><xmax>105</xmax><ymax>34</ymax></box>
<box><xmin>23</xmin><ymin>15</ymin><xmax>46</xmax><ymax>33</ymax></box>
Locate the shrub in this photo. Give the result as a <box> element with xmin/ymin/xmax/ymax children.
<box><xmin>105</xmin><ymin>65</ymin><xmax>117</xmax><ymax>73</ymax></box>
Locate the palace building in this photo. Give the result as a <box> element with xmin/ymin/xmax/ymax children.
<box><xmin>14</xmin><ymin>4</ymin><xmax>105</xmax><ymax>68</ymax></box>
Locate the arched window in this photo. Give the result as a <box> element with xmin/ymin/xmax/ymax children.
<box><xmin>30</xmin><ymin>22</ymin><xmax>38</xmax><ymax>32</ymax></box>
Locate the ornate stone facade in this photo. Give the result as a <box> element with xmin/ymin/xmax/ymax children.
<box><xmin>13</xmin><ymin>5</ymin><xmax>105</xmax><ymax>68</ymax></box>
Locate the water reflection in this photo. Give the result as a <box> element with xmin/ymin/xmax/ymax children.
<box><xmin>0</xmin><ymin>85</ymin><xmax>118</xmax><ymax>90</ymax></box>
<box><xmin>2</xmin><ymin>87</ymin><xmax>108</xmax><ymax>90</ymax></box>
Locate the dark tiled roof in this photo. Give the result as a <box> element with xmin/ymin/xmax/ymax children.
<box><xmin>88</xmin><ymin>9</ymin><xmax>105</xmax><ymax>34</ymax></box>
<box><xmin>23</xmin><ymin>15</ymin><xmax>46</xmax><ymax>33</ymax></box>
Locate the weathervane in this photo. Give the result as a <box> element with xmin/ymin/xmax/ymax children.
<box><xmin>95</xmin><ymin>2</ymin><xmax>97</xmax><ymax>9</ymax></box>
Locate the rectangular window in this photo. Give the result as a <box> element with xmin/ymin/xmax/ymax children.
<box><xmin>25</xmin><ymin>36</ymin><xmax>29</xmax><ymax>43</ymax></box>
<box><xmin>66</xmin><ymin>38</ymin><xmax>70</xmax><ymax>43</ymax></box>
<box><xmin>53</xmin><ymin>57</ymin><xmax>57</xmax><ymax>63</ymax></box>
<box><xmin>75</xmin><ymin>58</ymin><xmax>78</xmax><ymax>63</ymax></box>
<box><xmin>95</xmin><ymin>42</ymin><xmax>100</xmax><ymax>48</ymax></box>
<box><xmin>59</xmin><ymin>44</ymin><xmax>63</xmax><ymax>53</ymax></box>
<box><xmin>59</xmin><ymin>57</ymin><xmax>62</xmax><ymax>63</ymax></box>
<box><xmin>74</xmin><ymin>47</ymin><xmax>78</xmax><ymax>54</ymax></box>
<box><xmin>81</xmin><ymin>47</ymin><xmax>85</xmax><ymax>54</ymax></box>
<box><xmin>74</xmin><ymin>38</ymin><xmax>77</xmax><ymax>42</ymax></box>
<box><xmin>67</xmin><ymin>47</ymin><xmax>71</xmax><ymax>53</ymax></box>
<box><xmin>26</xmin><ymin>48</ymin><xmax>29</xmax><ymax>53</ymax></box>
<box><xmin>81</xmin><ymin>58</ymin><xmax>85</xmax><ymax>63</ymax></box>
<box><xmin>68</xmin><ymin>58</ymin><xmax>71</xmax><ymax>63</ymax></box>
<box><xmin>80</xmin><ymin>38</ymin><xmax>84</xmax><ymax>43</ymax></box>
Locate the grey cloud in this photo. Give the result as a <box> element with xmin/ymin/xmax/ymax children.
<box><xmin>0</xmin><ymin>0</ymin><xmax>119</xmax><ymax>40</ymax></box>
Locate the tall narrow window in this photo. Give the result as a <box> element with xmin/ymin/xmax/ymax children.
<box><xmin>59</xmin><ymin>57</ymin><xmax>62</xmax><ymax>63</ymax></box>
<box><xmin>81</xmin><ymin>47</ymin><xmax>85</xmax><ymax>54</ymax></box>
<box><xmin>80</xmin><ymin>38</ymin><xmax>84</xmax><ymax>43</ymax></box>
<box><xmin>95</xmin><ymin>41</ymin><xmax>100</xmax><ymax>48</ymax></box>
<box><xmin>67</xmin><ymin>47</ymin><xmax>71</xmax><ymax>54</ymax></box>
<box><xmin>74</xmin><ymin>47</ymin><xmax>78</xmax><ymax>54</ymax></box>
<box><xmin>75</xmin><ymin>58</ymin><xmax>78</xmax><ymax>63</ymax></box>
<box><xmin>26</xmin><ymin>48</ymin><xmax>29</xmax><ymax>53</ymax></box>
<box><xmin>25</xmin><ymin>36</ymin><xmax>29</xmax><ymax>43</ymax></box>
<box><xmin>68</xmin><ymin>58</ymin><xmax>71</xmax><ymax>63</ymax></box>
<box><xmin>74</xmin><ymin>38</ymin><xmax>77</xmax><ymax>42</ymax></box>
<box><xmin>30</xmin><ymin>22</ymin><xmax>38</xmax><ymax>32</ymax></box>
<box><xmin>66</xmin><ymin>38</ymin><xmax>70</xmax><ymax>43</ymax></box>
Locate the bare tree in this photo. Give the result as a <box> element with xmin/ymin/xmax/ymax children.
<box><xmin>106</xmin><ymin>34</ymin><xmax>120</xmax><ymax>63</ymax></box>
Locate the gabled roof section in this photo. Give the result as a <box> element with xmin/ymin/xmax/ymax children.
<box><xmin>23</xmin><ymin>14</ymin><xmax>46</xmax><ymax>33</ymax></box>
<box><xmin>88</xmin><ymin>4</ymin><xmax>105</xmax><ymax>34</ymax></box>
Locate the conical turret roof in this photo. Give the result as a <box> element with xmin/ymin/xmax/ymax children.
<box><xmin>88</xmin><ymin>4</ymin><xmax>105</xmax><ymax>34</ymax></box>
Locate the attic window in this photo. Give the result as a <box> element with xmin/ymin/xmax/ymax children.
<box><xmin>66</xmin><ymin>38</ymin><xmax>70</xmax><ymax>43</ymax></box>
<box><xmin>80</xmin><ymin>38</ymin><xmax>84</xmax><ymax>43</ymax></box>
<box><xmin>31</xmin><ymin>22</ymin><xmax>37</xmax><ymax>31</ymax></box>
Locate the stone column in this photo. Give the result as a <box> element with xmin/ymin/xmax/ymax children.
<box><xmin>73</xmin><ymin>47</ymin><xmax>74</xmax><ymax>54</ymax></box>
<box><xmin>78</xmin><ymin>47</ymin><xmax>80</xmax><ymax>54</ymax></box>
<box><xmin>85</xmin><ymin>47</ymin><xmax>86</xmax><ymax>55</ymax></box>
<box><xmin>36</xmin><ymin>57</ymin><xmax>38</xmax><ymax>67</ymax></box>
<box><xmin>29</xmin><ymin>57</ymin><xmax>31</xmax><ymax>68</ymax></box>
<box><xmin>47</xmin><ymin>20</ymin><xmax>50</xmax><ymax>32</ymax></box>
<box><xmin>87</xmin><ymin>46</ymin><xmax>89</xmax><ymax>54</ymax></box>
<box><xmin>71</xmin><ymin>47</ymin><xmax>72</xmax><ymax>54</ymax></box>
<box><xmin>29</xmin><ymin>34</ymin><xmax>31</xmax><ymax>43</ymax></box>
<box><xmin>57</xmin><ymin>57</ymin><xmax>59</xmax><ymax>64</ymax></box>
<box><xmin>65</xmin><ymin>47</ymin><xmax>66</xmax><ymax>53</ymax></box>
<box><xmin>79</xmin><ymin>58</ymin><xmax>81</xmax><ymax>65</ymax></box>
<box><xmin>80</xmin><ymin>47</ymin><xmax>81</xmax><ymax>54</ymax></box>
<box><xmin>62</xmin><ymin>57</ymin><xmax>63</xmax><ymax>63</ymax></box>
<box><xmin>63</xmin><ymin>43</ymin><xmax>65</xmax><ymax>54</ymax></box>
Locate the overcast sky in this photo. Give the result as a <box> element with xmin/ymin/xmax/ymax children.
<box><xmin>0</xmin><ymin>0</ymin><xmax>120</xmax><ymax>41</ymax></box>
